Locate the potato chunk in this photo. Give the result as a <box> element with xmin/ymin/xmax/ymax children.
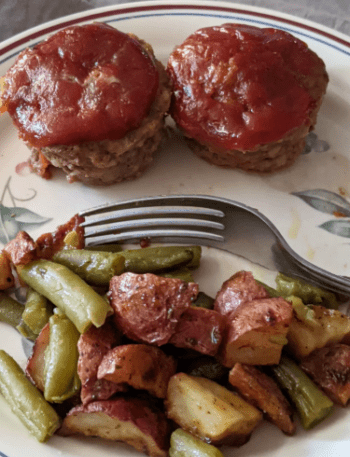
<box><xmin>77</xmin><ymin>322</ymin><xmax>126</xmax><ymax>405</ymax></box>
<box><xmin>59</xmin><ymin>398</ymin><xmax>171</xmax><ymax>457</ymax></box>
<box><xmin>229</xmin><ymin>363</ymin><xmax>296</xmax><ymax>435</ymax></box>
<box><xmin>26</xmin><ymin>322</ymin><xmax>50</xmax><ymax>391</ymax></box>
<box><xmin>3</xmin><ymin>231</ymin><xmax>37</xmax><ymax>266</ymax></box>
<box><xmin>165</xmin><ymin>373</ymin><xmax>262</xmax><ymax>446</ymax></box>
<box><xmin>287</xmin><ymin>305</ymin><xmax>350</xmax><ymax>359</ymax></box>
<box><xmin>98</xmin><ymin>344</ymin><xmax>177</xmax><ymax>398</ymax></box>
<box><xmin>214</xmin><ymin>270</ymin><xmax>269</xmax><ymax>317</ymax></box>
<box><xmin>169</xmin><ymin>307</ymin><xmax>227</xmax><ymax>356</ymax></box>
<box><xmin>0</xmin><ymin>251</ymin><xmax>14</xmax><ymax>289</ymax></box>
<box><xmin>300</xmin><ymin>344</ymin><xmax>350</xmax><ymax>406</ymax></box>
<box><xmin>218</xmin><ymin>297</ymin><xmax>293</xmax><ymax>366</ymax></box>
<box><xmin>109</xmin><ymin>273</ymin><xmax>198</xmax><ymax>345</ymax></box>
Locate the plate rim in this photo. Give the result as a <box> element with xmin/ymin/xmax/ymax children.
<box><xmin>1</xmin><ymin>0</ymin><xmax>350</xmax><ymax>61</ymax></box>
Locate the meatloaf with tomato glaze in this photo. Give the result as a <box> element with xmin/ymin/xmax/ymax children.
<box><xmin>1</xmin><ymin>23</ymin><xmax>171</xmax><ymax>185</ymax></box>
<box><xmin>167</xmin><ymin>24</ymin><xmax>328</xmax><ymax>173</ymax></box>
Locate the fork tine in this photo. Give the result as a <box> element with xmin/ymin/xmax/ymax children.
<box><xmin>80</xmin><ymin>205</ymin><xmax>224</xmax><ymax>227</ymax></box>
<box><xmin>84</xmin><ymin>217</ymin><xmax>224</xmax><ymax>238</ymax></box>
<box><xmin>79</xmin><ymin>194</ymin><xmax>227</xmax><ymax>217</ymax></box>
<box><xmin>84</xmin><ymin>228</ymin><xmax>225</xmax><ymax>246</ymax></box>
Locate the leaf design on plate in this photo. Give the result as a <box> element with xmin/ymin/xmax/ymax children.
<box><xmin>292</xmin><ymin>189</ymin><xmax>350</xmax><ymax>216</ymax></box>
<box><xmin>319</xmin><ymin>220</ymin><xmax>350</xmax><ymax>238</ymax></box>
<box><xmin>0</xmin><ymin>204</ymin><xmax>52</xmax><ymax>245</ymax></box>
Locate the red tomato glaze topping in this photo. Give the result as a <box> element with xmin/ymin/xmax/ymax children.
<box><xmin>2</xmin><ymin>23</ymin><xmax>159</xmax><ymax>148</ymax></box>
<box><xmin>167</xmin><ymin>24</ymin><xmax>325</xmax><ymax>151</ymax></box>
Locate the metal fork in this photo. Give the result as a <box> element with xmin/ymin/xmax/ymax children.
<box><xmin>79</xmin><ymin>194</ymin><xmax>350</xmax><ymax>296</ymax></box>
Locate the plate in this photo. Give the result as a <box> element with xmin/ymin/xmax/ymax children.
<box><xmin>1</xmin><ymin>1</ymin><xmax>350</xmax><ymax>456</ymax></box>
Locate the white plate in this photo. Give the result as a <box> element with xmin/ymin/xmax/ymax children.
<box><xmin>1</xmin><ymin>1</ymin><xmax>350</xmax><ymax>456</ymax></box>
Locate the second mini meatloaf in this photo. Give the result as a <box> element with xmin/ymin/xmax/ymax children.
<box><xmin>2</xmin><ymin>22</ymin><xmax>171</xmax><ymax>185</ymax></box>
<box><xmin>167</xmin><ymin>23</ymin><xmax>328</xmax><ymax>173</ymax></box>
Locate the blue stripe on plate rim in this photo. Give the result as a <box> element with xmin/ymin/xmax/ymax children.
<box><xmin>0</xmin><ymin>2</ymin><xmax>350</xmax><ymax>66</ymax></box>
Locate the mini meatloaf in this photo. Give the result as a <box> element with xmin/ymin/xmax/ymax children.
<box><xmin>167</xmin><ymin>24</ymin><xmax>328</xmax><ymax>173</ymax></box>
<box><xmin>1</xmin><ymin>23</ymin><xmax>171</xmax><ymax>185</ymax></box>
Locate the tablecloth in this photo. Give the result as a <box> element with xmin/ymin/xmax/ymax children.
<box><xmin>1</xmin><ymin>0</ymin><xmax>350</xmax><ymax>43</ymax></box>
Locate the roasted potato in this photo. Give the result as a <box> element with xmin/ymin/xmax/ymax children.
<box><xmin>59</xmin><ymin>397</ymin><xmax>171</xmax><ymax>457</ymax></box>
<box><xmin>97</xmin><ymin>344</ymin><xmax>177</xmax><ymax>398</ymax></box>
<box><xmin>25</xmin><ymin>322</ymin><xmax>50</xmax><ymax>391</ymax></box>
<box><xmin>214</xmin><ymin>270</ymin><xmax>269</xmax><ymax>317</ymax></box>
<box><xmin>229</xmin><ymin>363</ymin><xmax>296</xmax><ymax>435</ymax></box>
<box><xmin>3</xmin><ymin>231</ymin><xmax>38</xmax><ymax>266</ymax></box>
<box><xmin>0</xmin><ymin>251</ymin><xmax>15</xmax><ymax>289</ymax></box>
<box><xmin>109</xmin><ymin>273</ymin><xmax>198</xmax><ymax>345</ymax></box>
<box><xmin>169</xmin><ymin>307</ymin><xmax>226</xmax><ymax>356</ymax></box>
<box><xmin>287</xmin><ymin>304</ymin><xmax>350</xmax><ymax>359</ymax></box>
<box><xmin>77</xmin><ymin>322</ymin><xmax>126</xmax><ymax>404</ymax></box>
<box><xmin>165</xmin><ymin>373</ymin><xmax>262</xmax><ymax>446</ymax></box>
<box><xmin>217</xmin><ymin>297</ymin><xmax>293</xmax><ymax>366</ymax></box>
<box><xmin>300</xmin><ymin>344</ymin><xmax>350</xmax><ymax>406</ymax></box>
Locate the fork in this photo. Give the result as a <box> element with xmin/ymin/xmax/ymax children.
<box><xmin>79</xmin><ymin>194</ymin><xmax>350</xmax><ymax>296</ymax></box>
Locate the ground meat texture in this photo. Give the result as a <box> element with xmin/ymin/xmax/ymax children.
<box><xmin>109</xmin><ymin>272</ymin><xmax>199</xmax><ymax>346</ymax></box>
<box><xmin>167</xmin><ymin>23</ymin><xmax>328</xmax><ymax>172</ymax></box>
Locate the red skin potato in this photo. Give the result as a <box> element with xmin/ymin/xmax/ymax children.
<box><xmin>217</xmin><ymin>297</ymin><xmax>293</xmax><ymax>367</ymax></box>
<box><xmin>214</xmin><ymin>270</ymin><xmax>269</xmax><ymax>317</ymax></box>
<box><xmin>59</xmin><ymin>397</ymin><xmax>171</xmax><ymax>457</ymax></box>
<box><xmin>300</xmin><ymin>344</ymin><xmax>350</xmax><ymax>406</ymax></box>
<box><xmin>97</xmin><ymin>344</ymin><xmax>177</xmax><ymax>399</ymax></box>
<box><xmin>109</xmin><ymin>272</ymin><xmax>198</xmax><ymax>346</ymax></box>
<box><xmin>25</xmin><ymin>322</ymin><xmax>50</xmax><ymax>391</ymax></box>
<box><xmin>169</xmin><ymin>306</ymin><xmax>227</xmax><ymax>356</ymax></box>
<box><xmin>3</xmin><ymin>231</ymin><xmax>38</xmax><ymax>266</ymax></box>
<box><xmin>229</xmin><ymin>363</ymin><xmax>296</xmax><ymax>435</ymax></box>
<box><xmin>77</xmin><ymin>321</ymin><xmax>127</xmax><ymax>405</ymax></box>
<box><xmin>36</xmin><ymin>214</ymin><xmax>85</xmax><ymax>259</ymax></box>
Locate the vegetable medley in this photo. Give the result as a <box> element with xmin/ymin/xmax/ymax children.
<box><xmin>0</xmin><ymin>215</ymin><xmax>350</xmax><ymax>457</ymax></box>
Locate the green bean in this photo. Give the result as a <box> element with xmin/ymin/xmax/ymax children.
<box><xmin>19</xmin><ymin>259</ymin><xmax>112</xmax><ymax>333</ymax></box>
<box><xmin>52</xmin><ymin>249</ymin><xmax>125</xmax><ymax>286</ymax></box>
<box><xmin>17</xmin><ymin>289</ymin><xmax>53</xmax><ymax>338</ymax></box>
<box><xmin>271</xmin><ymin>356</ymin><xmax>334</xmax><ymax>429</ymax></box>
<box><xmin>275</xmin><ymin>273</ymin><xmax>338</xmax><ymax>309</ymax></box>
<box><xmin>85</xmin><ymin>243</ymin><xmax>123</xmax><ymax>252</ymax></box>
<box><xmin>0</xmin><ymin>350</ymin><xmax>60</xmax><ymax>442</ymax></box>
<box><xmin>184</xmin><ymin>246</ymin><xmax>202</xmax><ymax>269</ymax></box>
<box><xmin>0</xmin><ymin>292</ymin><xmax>23</xmax><ymax>329</ymax></box>
<box><xmin>122</xmin><ymin>246</ymin><xmax>200</xmax><ymax>273</ymax></box>
<box><xmin>192</xmin><ymin>291</ymin><xmax>215</xmax><ymax>309</ymax></box>
<box><xmin>44</xmin><ymin>310</ymin><xmax>80</xmax><ymax>403</ymax></box>
<box><xmin>169</xmin><ymin>428</ymin><xmax>224</xmax><ymax>457</ymax></box>
<box><xmin>161</xmin><ymin>267</ymin><xmax>195</xmax><ymax>283</ymax></box>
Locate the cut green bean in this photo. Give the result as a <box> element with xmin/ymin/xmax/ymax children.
<box><xmin>52</xmin><ymin>249</ymin><xmax>125</xmax><ymax>286</ymax></box>
<box><xmin>17</xmin><ymin>288</ymin><xmax>53</xmax><ymax>338</ymax></box>
<box><xmin>161</xmin><ymin>267</ymin><xmax>195</xmax><ymax>283</ymax></box>
<box><xmin>192</xmin><ymin>291</ymin><xmax>215</xmax><ymax>309</ymax></box>
<box><xmin>0</xmin><ymin>292</ymin><xmax>23</xmax><ymax>329</ymax></box>
<box><xmin>0</xmin><ymin>350</ymin><xmax>60</xmax><ymax>442</ymax></box>
<box><xmin>85</xmin><ymin>243</ymin><xmax>123</xmax><ymax>252</ymax></box>
<box><xmin>271</xmin><ymin>356</ymin><xmax>334</xmax><ymax>429</ymax></box>
<box><xmin>122</xmin><ymin>246</ymin><xmax>200</xmax><ymax>273</ymax></box>
<box><xmin>169</xmin><ymin>428</ymin><xmax>224</xmax><ymax>457</ymax></box>
<box><xmin>19</xmin><ymin>259</ymin><xmax>112</xmax><ymax>333</ymax></box>
<box><xmin>275</xmin><ymin>273</ymin><xmax>338</xmax><ymax>309</ymax></box>
<box><xmin>44</xmin><ymin>310</ymin><xmax>80</xmax><ymax>402</ymax></box>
